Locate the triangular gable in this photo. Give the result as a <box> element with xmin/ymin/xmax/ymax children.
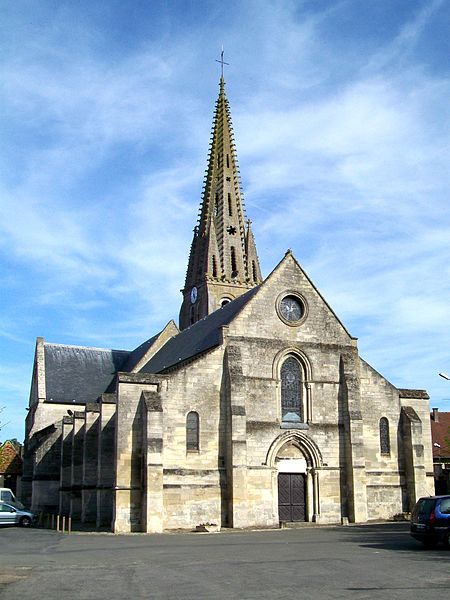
<box><xmin>226</xmin><ymin>250</ymin><xmax>356</xmax><ymax>342</ymax></box>
<box><xmin>125</xmin><ymin>320</ymin><xmax>179</xmax><ymax>373</ymax></box>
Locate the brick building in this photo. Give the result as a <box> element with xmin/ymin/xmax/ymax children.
<box><xmin>22</xmin><ymin>76</ymin><xmax>434</xmax><ymax>532</ymax></box>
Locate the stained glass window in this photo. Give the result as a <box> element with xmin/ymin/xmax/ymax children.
<box><xmin>380</xmin><ymin>417</ymin><xmax>390</xmax><ymax>455</ymax></box>
<box><xmin>186</xmin><ymin>411</ymin><xmax>199</xmax><ymax>451</ymax></box>
<box><xmin>281</xmin><ymin>357</ymin><xmax>303</xmax><ymax>423</ymax></box>
<box><xmin>280</xmin><ymin>296</ymin><xmax>303</xmax><ymax>322</ymax></box>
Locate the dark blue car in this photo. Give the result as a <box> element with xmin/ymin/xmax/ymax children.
<box><xmin>410</xmin><ymin>495</ymin><xmax>450</xmax><ymax>547</ymax></box>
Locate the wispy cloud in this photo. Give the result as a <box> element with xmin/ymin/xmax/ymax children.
<box><xmin>1</xmin><ymin>0</ymin><xmax>450</xmax><ymax>440</ymax></box>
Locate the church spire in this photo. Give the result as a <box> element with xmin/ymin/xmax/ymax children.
<box><xmin>179</xmin><ymin>74</ymin><xmax>262</xmax><ymax>330</ymax></box>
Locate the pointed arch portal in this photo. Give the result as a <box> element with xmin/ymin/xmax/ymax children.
<box><xmin>266</xmin><ymin>432</ymin><xmax>322</xmax><ymax>523</ymax></box>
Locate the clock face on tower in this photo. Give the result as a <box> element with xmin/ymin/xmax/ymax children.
<box><xmin>190</xmin><ymin>286</ymin><xmax>198</xmax><ymax>304</ymax></box>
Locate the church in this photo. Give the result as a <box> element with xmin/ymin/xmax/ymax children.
<box><xmin>22</xmin><ymin>75</ymin><xmax>434</xmax><ymax>532</ymax></box>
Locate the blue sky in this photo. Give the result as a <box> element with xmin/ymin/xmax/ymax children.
<box><xmin>1</xmin><ymin>0</ymin><xmax>450</xmax><ymax>441</ymax></box>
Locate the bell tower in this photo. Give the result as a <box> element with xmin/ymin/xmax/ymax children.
<box><xmin>179</xmin><ymin>74</ymin><xmax>262</xmax><ymax>330</ymax></box>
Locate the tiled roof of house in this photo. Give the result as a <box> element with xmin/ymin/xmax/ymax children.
<box><xmin>431</xmin><ymin>410</ymin><xmax>450</xmax><ymax>459</ymax></box>
<box><xmin>0</xmin><ymin>441</ymin><xmax>23</xmax><ymax>475</ymax></box>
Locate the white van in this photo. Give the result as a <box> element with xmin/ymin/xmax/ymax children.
<box><xmin>0</xmin><ymin>487</ymin><xmax>24</xmax><ymax>508</ymax></box>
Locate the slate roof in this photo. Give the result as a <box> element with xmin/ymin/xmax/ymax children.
<box><xmin>431</xmin><ymin>410</ymin><xmax>450</xmax><ymax>459</ymax></box>
<box><xmin>141</xmin><ymin>286</ymin><xmax>260</xmax><ymax>374</ymax></box>
<box><xmin>44</xmin><ymin>343</ymin><xmax>129</xmax><ymax>403</ymax></box>
<box><xmin>121</xmin><ymin>332</ymin><xmax>160</xmax><ymax>372</ymax></box>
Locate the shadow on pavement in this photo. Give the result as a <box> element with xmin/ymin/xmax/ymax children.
<box><xmin>340</xmin><ymin>522</ymin><xmax>450</xmax><ymax>559</ymax></box>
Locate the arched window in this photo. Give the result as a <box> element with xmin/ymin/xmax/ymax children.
<box><xmin>212</xmin><ymin>255</ymin><xmax>218</xmax><ymax>278</ymax></box>
<box><xmin>186</xmin><ymin>412</ymin><xmax>199</xmax><ymax>451</ymax></box>
<box><xmin>379</xmin><ymin>417</ymin><xmax>390</xmax><ymax>455</ymax></box>
<box><xmin>228</xmin><ymin>193</ymin><xmax>232</xmax><ymax>216</ymax></box>
<box><xmin>281</xmin><ymin>357</ymin><xmax>303</xmax><ymax>423</ymax></box>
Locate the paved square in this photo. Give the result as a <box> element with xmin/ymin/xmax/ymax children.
<box><xmin>0</xmin><ymin>523</ymin><xmax>449</xmax><ymax>599</ymax></box>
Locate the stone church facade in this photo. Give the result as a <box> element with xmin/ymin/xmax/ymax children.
<box><xmin>22</xmin><ymin>77</ymin><xmax>434</xmax><ymax>532</ymax></box>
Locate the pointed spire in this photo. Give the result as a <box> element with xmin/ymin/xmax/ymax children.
<box><xmin>245</xmin><ymin>219</ymin><xmax>262</xmax><ymax>284</ymax></box>
<box><xmin>179</xmin><ymin>74</ymin><xmax>262</xmax><ymax>330</ymax></box>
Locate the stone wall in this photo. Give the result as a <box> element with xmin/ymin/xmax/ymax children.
<box><xmin>155</xmin><ymin>350</ymin><xmax>225</xmax><ymax>530</ymax></box>
<box><xmin>97</xmin><ymin>396</ymin><xmax>116</xmax><ymax>528</ymax></box>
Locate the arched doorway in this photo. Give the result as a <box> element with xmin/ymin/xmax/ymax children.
<box><xmin>276</xmin><ymin>444</ymin><xmax>307</xmax><ymax>522</ymax></box>
<box><xmin>266</xmin><ymin>432</ymin><xmax>322</xmax><ymax>523</ymax></box>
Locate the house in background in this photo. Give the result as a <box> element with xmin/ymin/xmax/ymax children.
<box><xmin>0</xmin><ymin>439</ymin><xmax>23</xmax><ymax>495</ymax></box>
<box><xmin>430</xmin><ymin>408</ymin><xmax>450</xmax><ymax>494</ymax></box>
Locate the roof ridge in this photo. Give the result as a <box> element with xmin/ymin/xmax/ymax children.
<box><xmin>45</xmin><ymin>342</ymin><xmax>129</xmax><ymax>353</ymax></box>
<box><xmin>142</xmin><ymin>286</ymin><xmax>260</xmax><ymax>373</ymax></box>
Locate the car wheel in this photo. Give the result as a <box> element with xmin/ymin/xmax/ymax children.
<box><xmin>19</xmin><ymin>516</ymin><xmax>32</xmax><ymax>527</ymax></box>
<box><xmin>421</xmin><ymin>538</ymin><xmax>437</xmax><ymax>548</ymax></box>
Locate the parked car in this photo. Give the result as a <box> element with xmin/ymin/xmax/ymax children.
<box><xmin>410</xmin><ymin>495</ymin><xmax>450</xmax><ymax>547</ymax></box>
<box><xmin>0</xmin><ymin>501</ymin><xmax>36</xmax><ymax>527</ymax></box>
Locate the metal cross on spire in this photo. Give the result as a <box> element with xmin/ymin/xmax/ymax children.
<box><xmin>216</xmin><ymin>48</ymin><xmax>229</xmax><ymax>78</ymax></box>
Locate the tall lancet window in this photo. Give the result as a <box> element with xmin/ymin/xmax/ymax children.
<box><xmin>281</xmin><ymin>357</ymin><xmax>303</xmax><ymax>423</ymax></box>
<box><xmin>186</xmin><ymin>412</ymin><xmax>199</xmax><ymax>451</ymax></box>
<box><xmin>379</xmin><ymin>417</ymin><xmax>390</xmax><ymax>455</ymax></box>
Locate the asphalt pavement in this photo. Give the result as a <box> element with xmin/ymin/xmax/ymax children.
<box><xmin>0</xmin><ymin>523</ymin><xmax>449</xmax><ymax>599</ymax></box>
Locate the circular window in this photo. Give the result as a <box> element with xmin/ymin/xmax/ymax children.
<box><xmin>277</xmin><ymin>292</ymin><xmax>307</xmax><ymax>326</ymax></box>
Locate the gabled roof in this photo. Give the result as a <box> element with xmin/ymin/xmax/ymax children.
<box><xmin>274</xmin><ymin>250</ymin><xmax>355</xmax><ymax>340</ymax></box>
<box><xmin>120</xmin><ymin>321</ymin><xmax>180</xmax><ymax>374</ymax></box>
<box><xmin>0</xmin><ymin>440</ymin><xmax>22</xmax><ymax>475</ymax></box>
<box><xmin>44</xmin><ymin>343</ymin><xmax>129</xmax><ymax>403</ymax></box>
<box><xmin>141</xmin><ymin>286</ymin><xmax>260</xmax><ymax>373</ymax></box>
<box><xmin>121</xmin><ymin>333</ymin><xmax>160</xmax><ymax>372</ymax></box>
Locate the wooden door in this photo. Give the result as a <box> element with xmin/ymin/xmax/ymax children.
<box><xmin>278</xmin><ymin>473</ymin><xmax>306</xmax><ymax>522</ymax></box>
